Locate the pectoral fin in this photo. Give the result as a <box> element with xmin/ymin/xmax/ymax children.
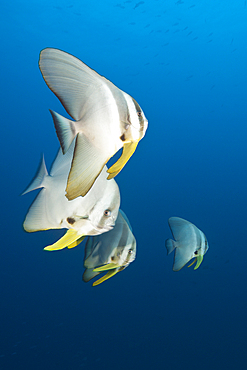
<box><xmin>92</xmin><ymin>269</ymin><xmax>119</xmax><ymax>286</ymax></box>
<box><xmin>67</xmin><ymin>235</ymin><xmax>85</xmax><ymax>249</ymax></box>
<box><xmin>194</xmin><ymin>255</ymin><xmax>203</xmax><ymax>270</ymax></box>
<box><xmin>44</xmin><ymin>229</ymin><xmax>83</xmax><ymax>251</ymax></box>
<box><xmin>187</xmin><ymin>258</ymin><xmax>196</xmax><ymax>268</ymax></box>
<box><xmin>93</xmin><ymin>263</ymin><xmax>121</xmax><ymax>272</ymax></box>
<box><xmin>107</xmin><ymin>141</ymin><xmax>139</xmax><ymax>180</ymax></box>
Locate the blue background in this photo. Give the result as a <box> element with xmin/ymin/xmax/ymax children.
<box><xmin>1</xmin><ymin>1</ymin><xmax>247</xmax><ymax>369</ymax></box>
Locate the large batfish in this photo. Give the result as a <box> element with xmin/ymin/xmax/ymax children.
<box><xmin>23</xmin><ymin>140</ymin><xmax>120</xmax><ymax>251</ymax></box>
<box><xmin>83</xmin><ymin>210</ymin><xmax>136</xmax><ymax>286</ymax></box>
<box><xmin>39</xmin><ymin>48</ymin><xmax>148</xmax><ymax>200</ymax></box>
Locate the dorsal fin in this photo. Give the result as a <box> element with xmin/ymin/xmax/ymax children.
<box><xmin>39</xmin><ymin>48</ymin><xmax>104</xmax><ymax>121</ymax></box>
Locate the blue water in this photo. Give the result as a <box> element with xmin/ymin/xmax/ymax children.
<box><xmin>1</xmin><ymin>1</ymin><xmax>247</xmax><ymax>369</ymax></box>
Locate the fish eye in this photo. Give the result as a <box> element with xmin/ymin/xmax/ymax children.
<box><xmin>194</xmin><ymin>250</ymin><xmax>198</xmax><ymax>255</ymax></box>
<box><xmin>128</xmin><ymin>250</ymin><xmax>133</xmax><ymax>255</ymax></box>
<box><xmin>137</xmin><ymin>111</ymin><xmax>142</xmax><ymax>117</ymax></box>
<box><xmin>104</xmin><ymin>209</ymin><xmax>111</xmax><ymax>217</ymax></box>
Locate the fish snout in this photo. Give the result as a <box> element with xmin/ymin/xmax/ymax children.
<box><xmin>105</xmin><ymin>216</ymin><xmax>116</xmax><ymax>230</ymax></box>
<box><xmin>93</xmin><ymin>219</ymin><xmax>115</xmax><ymax>233</ymax></box>
<box><xmin>105</xmin><ymin>224</ymin><xmax>114</xmax><ymax>231</ymax></box>
<box><xmin>140</xmin><ymin>117</ymin><xmax>148</xmax><ymax>138</ymax></box>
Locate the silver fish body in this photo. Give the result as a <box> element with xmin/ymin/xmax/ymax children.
<box><xmin>23</xmin><ymin>140</ymin><xmax>120</xmax><ymax>250</ymax></box>
<box><xmin>83</xmin><ymin>210</ymin><xmax>136</xmax><ymax>286</ymax></box>
<box><xmin>165</xmin><ymin>217</ymin><xmax>209</xmax><ymax>271</ymax></box>
<box><xmin>39</xmin><ymin>48</ymin><xmax>148</xmax><ymax>200</ymax></box>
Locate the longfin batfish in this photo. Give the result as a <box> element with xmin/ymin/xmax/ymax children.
<box><xmin>22</xmin><ymin>139</ymin><xmax>120</xmax><ymax>251</ymax></box>
<box><xmin>165</xmin><ymin>217</ymin><xmax>209</xmax><ymax>271</ymax></box>
<box><xmin>39</xmin><ymin>48</ymin><xmax>148</xmax><ymax>200</ymax></box>
<box><xmin>83</xmin><ymin>210</ymin><xmax>136</xmax><ymax>285</ymax></box>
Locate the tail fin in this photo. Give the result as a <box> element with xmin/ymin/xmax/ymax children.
<box><xmin>22</xmin><ymin>155</ymin><xmax>48</xmax><ymax>195</ymax></box>
<box><xmin>165</xmin><ymin>238</ymin><xmax>176</xmax><ymax>255</ymax></box>
<box><xmin>49</xmin><ymin>110</ymin><xmax>76</xmax><ymax>154</ymax></box>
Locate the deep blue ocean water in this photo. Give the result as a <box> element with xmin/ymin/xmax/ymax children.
<box><xmin>1</xmin><ymin>1</ymin><xmax>247</xmax><ymax>369</ymax></box>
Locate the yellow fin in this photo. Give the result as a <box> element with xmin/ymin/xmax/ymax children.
<box><xmin>93</xmin><ymin>263</ymin><xmax>121</xmax><ymax>272</ymax></box>
<box><xmin>92</xmin><ymin>269</ymin><xmax>118</xmax><ymax>286</ymax></box>
<box><xmin>194</xmin><ymin>255</ymin><xmax>203</xmax><ymax>270</ymax></box>
<box><xmin>44</xmin><ymin>229</ymin><xmax>82</xmax><ymax>251</ymax></box>
<box><xmin>187</xmin><ymin>258</ymin><xmax>196</xmax><ymax>268</ymax></box>
<box><xmin>107</xmin><ymin>141</ymin><xmax>139</xmax><ymax>180</ymax></box>
<box><xmin>67</xmin><ymin>235</ymin><xmax>85</xmax><ymax>249</ymax></box>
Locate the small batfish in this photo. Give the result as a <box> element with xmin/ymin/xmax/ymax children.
<box><xmin>165</xmin><ymin>217</ymin><xmax>209</xmax><ymax>271</ymax></box>
<box><xmin>39</xmin><ymin>48</ymin><xmax>148</xmax><ymax>200</ymax></box>
<box><xmin>23</xmin><ymin>140</ymin><xmax>120</xmax><ymax>251</ymax></box>
<box><xmin>83</xmin><ymin>210</ymin><xmax>136</xmax><ymax>286</ymax></box>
